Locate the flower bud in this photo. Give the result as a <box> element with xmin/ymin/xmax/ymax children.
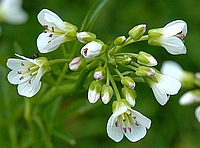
<box><xmin>179</xmin><ymin>90</ymin><xmax>200</xmax><ymax>105</ymax></box>
<box><xmin>135</xmin><ymin>66</ymin><xmax>156</xmax><ymax>77</ymax></box>
<box><xmin>88</xmin><ymin>80</ymin><xmax>101</xmax><ymax>103</ymax></box>
<box><xmin>80</xmin><ymin>40</ymin><xmax>105</xmax><ymax>58</ymax></box>
<box><xmin>76</xmin><ymin>32</ymin><xmax>96</xmax><ymax>43</ymax></box>
<box><xmin>128</xmin><ymin>24</ymin><xmax>146</xmax><ymax>40</ymax></box>
<box><xmin>94</xmin><ymin>66</ymin><xmax>105</xmax><ymax>80</ymax></box>
<box><xmin>101</xmin><ymin>84</ymin><xmax>113</xmax><ymax>104</ymax></box>
<box><xmin>122</xmin><ymin>87</ymin><xmax>137</xmax><ymax>106</ymax></box>
<box><xmin>69</xmin><ymin>57</ymin><xmax>87</xmax><ymax>71</ymax></box>
<box><xmin>114</xmin><ymin>36</ymin><xmax>126</xmax><ymax>45</ymax></box>
<box><xmin>137</xmin><ymin>51</ymin><xmax>157</xmax><ymax>66</ymax></box>
<box><xmin>119</xmin><ymin>55</ymin><xmax>132</xmax><ymax>65</ymax></box>
<box><xmin>121</xmin><ymin>76</ymin><xmax>135</xmax><ymax>89</ymax></box>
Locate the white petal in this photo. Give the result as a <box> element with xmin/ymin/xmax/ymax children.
<box><xmin>157</xmin><ymin>74</ymin><xmax>181</xmax><ymax>95</ymax></box>
<box><xmin>37</xmin><ymin>9</ymin><xmax>67</xmax><ymax>31</ymax></box>
<box><xmin>195</xmin><ymin>106</ymin><xmax>200</xmax><ymax>122</ymax></box>
<box><xmin>151</xmin><ymin>82</ymin><xmax>169</xmax><ymax>105</ymax></box>
<box><xmin>124</xmin><ymin>121</ymin><xmax>146</xmax><ymax>142</ymax></box>
<box><xmin>164</xmin><ymin>20</ymin><xmax>187</xmax><ymax>35</ymax></box>
<box><xmin>7</xmin><ymin>69</ymin><xmax>31</xmax><ymax>84</ymax></box>
<box><xmin>6</xmin><ymin>58</ymin><xmax>29</xmax><ymax>69</ymax></box>
<box><xmin>161</xmin><ymin>36</ymin><xmax>186</xmax><ymax>55</ymax></box>
<box><xmin>133</xmin><ymin>110</ymin><xmax>151</xmax><ymax>129</ymax></box>
<box><xmin>18</xmin><ymin>81</ymin><xmax>41</xmax><ymax>97</ymax></box>
<box><xmin>106</xmin><ymin>114</ymin><xmax>124</xmax><ymax>142</ymax></box>
<box><xmin>160</xmin><ymin>60</ymin><xmax>183</xmax><ymax>80</ymax></box>
<box><xmin>37</xmin><ymin>33</ymin><xmax>66</xmax><ymax>53</ymax></box>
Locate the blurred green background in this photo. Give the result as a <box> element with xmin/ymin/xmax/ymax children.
<box><xmin>1</xmin><ymin>0</ymin><xmax>200</xmax><ymax>147</ymax></box>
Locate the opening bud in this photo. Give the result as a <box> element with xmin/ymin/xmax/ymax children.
<box><xmin>69</xmin><ymin>57</ymin><xmax>87</xmax><ymax>71</ymax></box>
<box><xmin>94</xmin><ymin>66</ymin><xmax>105</xmax><ymax>80</ymax></box>
<box><xmin>101</xmin><ymin>84</ymin><xmax>113</xmax><ymax>104</ymax></box>
<box><xmin>88</xmin><ymin>80</ymin><xmax>101</xmax><ymax>103</ymax></box>
<box><xmin>114</xmin><ymin>36</ymin><xmax>126</xmax><ymax>45</ymax></box>
<box><xmin>137</xmin><ymin>51</ymin><xmax>157</xmax><ymax>66</ymax></box>
<box><xmin>121</xmin><ymin>76</ymin><xmax>135</xmax><ymax>89</ymax></box>
<box><xmin>122</xmin><ymin>87</ymin><xmax>137</xmax><ymax>106</ymax></box>
<box><xmin>76</xmin><ymin>32</ymin><xmax>96</xmax><ymax>43</ymax></box>
<box><xmin>128</xmin><ymin>24</ymin><xmax>146</xmax><ymax>40</ymax></box>
<box><xmin>179</xmin><ymin>90</ymin><xmax>200</xmax><ymax>105</ymax></box>
<box><xmin>135</xmin><ymin>66</ymin><xmax>156</xmax><ymax>77</ymax></box>
<box><xmin>81</xmin><ymin>40</ymin><xmax>105</xmax><ymax>58</ymax></box>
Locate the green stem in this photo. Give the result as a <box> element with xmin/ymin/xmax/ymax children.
<box><xmin>114</xmin><ymin>68</ymin><xmax>124</xmax><ymax>79</ymax></box>
<box><xmin>107</xmin><ymin>67</ymin><xmax>121</xmax><ymax>101</ymax></box>
<box><xmin>49</xmin><ymin>59</ymin><xmax>71</xmax><ymax>65</ymax></box>
<box><xmin>126</xmin><ymin>35</ymin><xmax>149</xmax><ymax>45</ymax></box>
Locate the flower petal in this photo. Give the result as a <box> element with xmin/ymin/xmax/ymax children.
<box><xmin>161</xmin><ymin>36</ymin><xmax>186</xmax><ymax>54</ymax></box>
<box><xmin>37</xmin><ymin>33</ymin><xmax>66</xmax><ymax>53</ymax></box>
<box><xmin>164</xmin><ymin>20</ymin><xmax>187</xmax><ymax>35</ymax></box>
<box><xmin>106</xmin><ymin>114</ymin><xmax>124</xmax><ymax>142</ymax></box>
<box><xmin>157</xmin><ymin>73</ymin><xmax>181</xmax><ymax>95</ymax></box>
<box><xmin>133</xmin><ymin>110</ymin><xmax>151</xmax><ymax>129</ymax></box>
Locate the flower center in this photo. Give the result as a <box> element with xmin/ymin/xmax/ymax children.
<box><xmin>175</xmin><ymin>31</ymin><xmax>185</xmax><ymax>42</ymax></box>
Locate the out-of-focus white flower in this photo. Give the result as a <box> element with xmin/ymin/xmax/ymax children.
<box><xmin>195</xmin><ymin>106</ymin><xmax>200</xmax><ymax>123</ymax></box>
<box><xmin>80</xmin><ymin>41</ymin><xmax>105</xmax><ymax>58</ymax></box>
<box><xmin>148</xmin><ymin>20</ymin><xmax>187</xmax><ymax>55</ymax></box>
<box><xmin>107</xmin><ymin>99</ymin><xmax>151</xmax><ymax>142</ymax></box>
<box><xmin>179</xmin><ymin>90</ymin><xmax>200</xmax><ymax>105</ymax></box>
<box><xmin>161</xmin><ymin>60</ymin><xmax>194</xmax><ymax>89</ymax></box>
<box><xmin>0</xmin><ymin>0</ymin><xmax>28</xmax><ymax>24</ymax></box>
<box><xmin>6</xmin><ymin>54</ymin><xmax>51</xmax><ymax>97</ymax></box>
<box><xmin>37</xmin><ymin>9</ymin><xmax>77</xmax><ymax>53</ymax></box>
<box><xmin>145</xmin><ymin>71</ymin><xmax>181</xmax><ymax>105</ymax></box>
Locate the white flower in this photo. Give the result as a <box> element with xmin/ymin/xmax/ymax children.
<box><xmin>37</xmin><ymin>9</ymin><xmax>77</xmax><ymax>53</ymax></box>
<box><xmin>6</xmin><ymin>54</ymin><xmax>51</xmax><ymax>97</ymax></box>
<box><xmin>0</xmin><ymin>0</ymin><xmax>28</xmax><ymax>24</ymax></box>
<box><xmin>107</xmin><ymin>99</ymin><xmax>151</xmax><ymax>142</ymax></box>
<box><xmin>145</xmin><ymin>72</ymin><xmax>181</xmax><ymax>105</ymax></box>
<box><xmin>195</xmin><ymin>106</ymin><xmax>200</xmax><ymax>123</ymax></box>
<box><xmin>80</xmin><ymin>41</ymin><xmax>104</xmax><ymax>58</ymax></box>
<box><xmin>179</xmin><ymin>90</ymin><xmax>200</xmax><ymax>105</ymax></box>
<box><xmin>148</xmin><ymin>20</ymin><xmax>187</xmax><ymax>55</ymax></box>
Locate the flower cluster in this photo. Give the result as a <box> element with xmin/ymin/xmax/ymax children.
<box><xmin>6</xmin><ymin>8</ymin><xmax>188</xmax><ymax>142</ymax></box>
<box><xmin>161</xmin><ymin>61</ymin><xmax>200</xmax><ymax>122</ymax></box>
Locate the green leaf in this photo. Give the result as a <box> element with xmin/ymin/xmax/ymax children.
<box><xmin>80</xmin><ymin>0</ymin><xmax>110</xmax><ymax>31</ymax></box>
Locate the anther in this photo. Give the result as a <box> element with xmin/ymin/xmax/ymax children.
<box><xmin>21</xmin><ymin>62</ymin><xmax>25</xmax><ymax>66</ymax></box>
<box><xmin>19</xmin><ymin>76</ymin><xmax>24</xmax><ymax>80</ymax></box>
<box><xmin>49</xmin><ymin>34</ymin><xmax>53</xmax><ymax>37</ymax></box>
<box><xmin>17</xmin><ymin>71</ymin><xmax>22</xmax><ymax>74</ymax></box>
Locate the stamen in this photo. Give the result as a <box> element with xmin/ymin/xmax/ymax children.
<box><xmin>44</xmin><ymin>25</ymin><xmax>48</xmax><ymax>28</ymax></box>
<box><xmin>43</xmin><ymin>30</ymin><xmax>47</xmax><ymax>33</ymax></box>
<box><xmin>49</xmin><ymin>34</ymin><xmax>53</xmax><ymax>37</ymax></box>
<box><xmin>30</xmin><ymin>73</ymin><xmax>33</xmax><ymax>76</ymax></box>
<box><xmin>135</xmin><ymin>122</ymin><xmax>139</xmax><ymax>126</ymax></box>
<box><xmin>115</xmin><ymin>121</ymin><xmax>118</xmax><ymax>127</ymax></box>
<box><xmin>123</xmin><ymin>127</ymin><xmax>127</xmax><ymax>133</ymax></box>
<box><xmin>21</xmin><ymin>62</ymin><xmax>25</xmax><ymax>66</ymax></box>
<box><xmin>19</xmin><ymin>76</ymin><xmax>24</xmax><ymax>80</ymax></box>
<box><xmin>52</xmin><ymin>27</ymin><xmax>54</xmax><ymax>32</ymax></box>
<box><xmin>83</xmin><ymin>48</ymin><xmax>88</xmax><ymax>56</ymax></box>
<box><xmin>17</xmin><ymin>71</ymin><xmax>22</xmax><ymax>74</ymax></box>
<box><xmin>48</xmin><ymin>40</ymin><xmax>51</xmax><ymax>43</ymax></box>
<box><xmin>128</xmin><ymin>127</ymin><xmax>131</xmax><ymax>132</ymax></box>
<box><xmin>28</xmin><ymin>67</ymin><xmax>31</xmax><ymax>71</ymax></box>
<box><xmin>28</xmin><ymin>79</ymin><xmax>31</xmax><ymax>84</ymax></box>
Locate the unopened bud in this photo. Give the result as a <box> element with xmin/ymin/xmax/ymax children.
<box><xmin>76</xmin><ymin>32</ymin><xmax>96</xmax><ymax>43</ymax></box>
<box><xmin>114</xmin><ymin>36</ymin><xmax>126</xmax><ymax>45</ymax></box>
<box><xmin>121</xmin><ymin>76</ymin><xmax>135</xmax><ymax>89</ymax></box>
<box><xmin>69</xmin><ymin>57</ymin><xmax>87</xmax><ymax>71</ymax></box>
<box><xmin>128</xmin><ymin>24</ymin><xmax>146</xmax><ymax>40</ymax></box>
<box><xmin>88</xmin><ymin>80</ymin><xmax>101</xmax><ymax>103</ymax></box>
<box><xmin>119</xmin><ymin>55</ymin><xmax>132</xmax><ymax>65</ymax></box>
<box><xmin>137</xmin><ymin>51</ymin><xmax>157</xmax><ymax>66</ymax></box>
<box><xmin>101</xmin><ymin>84</ymin><xmax>113</xmax><ymax>104</ymax></box>
<box><xmin>94</xmin><ymin>66</ymin><xmax>105</xmax><ymax>80</ymax></box>
<box><xmin>81</xmin><ymin>40</ymin><xmax>105</xmax><ymax>58</ymax></box>
<box><xmin>135</xmin><ymin>66</ymin><xmax>156</xmax><ymax>77</ymax></box>
<box><xmin>122</xmin><ymin>87</ymin><xmax>137</xmax><ymax>106</ymax></box>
